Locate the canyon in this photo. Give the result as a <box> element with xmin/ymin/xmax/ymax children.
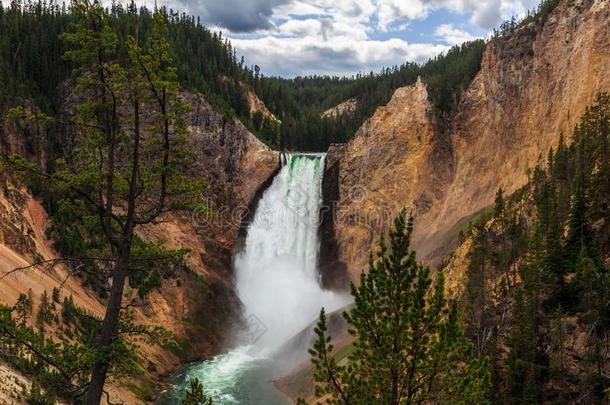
<box><xmin>0</xmin><ymin>0</ymin><xmax>609</xmax><ymax>402</ymax></box>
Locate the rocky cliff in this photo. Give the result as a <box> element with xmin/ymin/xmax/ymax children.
<box><xmin>330</xmin><ymin>0</ymin><xmax>610</xmax><ymax>279</ymax></box>
<box><xmin>0</xmin><ymin>91</ymin><xmax>278</xmax><ymax>403</ymax></box>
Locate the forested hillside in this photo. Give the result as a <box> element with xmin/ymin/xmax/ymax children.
<box><xmin>254</xmin><ymin>40</ymin><xmax>485</xmax><ymax>150</ymax></box>
<box><xmin>0</xmin><ymin>0</ymin><xmax>256</xmax><ymax>128</ymax></box>
<box><xmin>457</xmin><ymin>93</ymin><xmax>610</xmax><ymax>402</ymax></box>
<box><xmin>0</xmin><ymin>0</ymin><xmax>565</xmax><ymax>152</ymax></box>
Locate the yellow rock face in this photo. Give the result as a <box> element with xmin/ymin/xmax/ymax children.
<box><xmin>334</xmin><ymin>0</ymin><xmax>610</xmax><ymax>280</ymax></box>
<box><xmin>334</xmin><ymin>77</ymin><xmax>448</xmax><ymax>278</ymax></box>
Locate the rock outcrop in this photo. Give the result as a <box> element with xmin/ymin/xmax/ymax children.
<box><xmin>331</xmin><ymin>0</ymin><xmax>610</xmax><ymax>279</ymax></box>
<box><xmin>321</xmin><ymin>98</ymin><xmax>358</xmax><ymax>118</ymax></box>
<box><xmin>183</xmin><ymin>92</ymin><xmax>279</xmax><ymax>246</ymax></box>
<box><xmin>243</xmin><ymin>85</ymin><xmax>279</xmax><ymax>123</ymax></box>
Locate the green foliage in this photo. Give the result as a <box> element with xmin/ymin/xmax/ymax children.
<box><xmin>0</xmin><ymin>1</ymin><xmax>72</xmax><ymax>113</ymax></box>
<box><xmin>307</xmin><ymin>211</ymin><xmax>491</xmax><ymax>404</ymax></box>
<box><xmin>35</xmin><ymin>290</ymin><xmax>54</xmax><ymax>331</ymax></box>
<box><xmin>128</xmin><ymin>239</ymin><xmax>189</xmax><ymax>298</ymax></box>
<box><xmin>60</xmin><ymin>294</ymin><xmax>100</xmax><ymax>345</ymax></box>
<box><xmin>51</xmin><ymin>287</ymin><xmax>60</xmax><ymax>304</ymax></box>
<box><xmin>26</xmin><ymin>380</ymin><xmax>54</xmax><ymax>405</ymax></box>
<box><xmin>460</xmin><ymin>93</ymin><xmax>610</xmax><ymax>402</ymax></box>
<box><xmin>1</xmin><ymin>288</ymin><xmax>173</xmax><ymax>403</ymax></box>
<box><xmin>13</xmin><ymin>291</ymin><xmax>33</xmax><ymax>326</ymax></box>
<box><xmin>0</xmin><ymin>301</ymin><xmax>95</xmax><ymax>402</ymax></box>
<box><xmin>504</xmin><ymin>287</ymin><xmax>544</xmax><ymax>404</ymax></box>
<box><xmin>492</xmin><ymin>0</ymin><xmax>560</xmax><ymax>39</ymax></box>
<box><xmin>0</xmin><ymin>1</ymin><xmax>249</xmax><ymax>120</ymax></box>
<box><xmin>257</xmin><ymin>40</ymin><xmax>486</xmax><ymax>151</ymax></box>
<box><xmin>182</xmin><ymin>378</ymin><xmax>214</xmax><ymax>405</ymax></box>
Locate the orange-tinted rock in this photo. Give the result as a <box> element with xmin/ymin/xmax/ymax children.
<box><xmin>333</xmin><ymin>0</ymin><xmax>610</xmax><ymax>279</ymax></box>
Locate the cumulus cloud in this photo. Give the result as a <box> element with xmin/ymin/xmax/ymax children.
<box><xmin>121</xmin><ymin>0</ymin><xmax>541</xmax><ymax>34</ymax></box>
<box><xmin>277</xmin><ymin>19</ymin><xmax>321</xmax><ymax>37</ymax></box>
<box><xmin>168</xmin><ymin>0</ymin><xmax>292</xmax><ymax>32</ymax></box>
<box><xmin>378</xmin><ymin>0</ymin><xmax>429</xmax><ymax>31</ymax></box>
<box><xmin>434</xmin><ymin>24</ymin><xmax>478</xmax><ymax>45</ymax></box>
<box><xmin>105</xmin><ymin>0</ymin><xmax>543</xmax><ymax>76</ymax></box>
<box><xmin>469</xmin><ymin>0</ymin><xmax>503</xmax><ymax>29</ymax></box>
<box><xmin>376</xmin><ymin>0</ymin><xmax>540</xmax><ymax>31</ymax></box>
<box><xmin>231</xmin><ymin>35</ymin><xmax>448</xmax><ymax>77</ymax></box>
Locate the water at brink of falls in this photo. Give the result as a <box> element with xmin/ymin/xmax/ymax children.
<box><xmin>161</xmin><ymin>153</ymin><xmax>350</xmax><ymax>404</ymax></box>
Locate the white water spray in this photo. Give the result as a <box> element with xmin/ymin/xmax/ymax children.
<box><xmin>235</xmin><ymin>153</ymin><xmax>348</xmax><ymax>352</ymax></box>
<box><xmin>165</xmin><ymin>153</ymin><xmax>349</xmax><ymax>404</ymax></box>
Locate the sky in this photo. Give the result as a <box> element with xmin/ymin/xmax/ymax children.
<box><xmin>123</xmin><ymin>0</ymin><xmax>542</xmax><ymax>77</ymax></box>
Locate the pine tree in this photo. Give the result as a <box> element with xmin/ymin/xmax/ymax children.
<box><xmin>13</xmin><ymin>292</ymin><xmax>33</xmax><ymax>326</ymax></box>
<box><xmin>464</xmin><ymin>220</ymin><xmax>493</xmax><ymax>357</ymax></box>
<box><xmin>503</xmin><ymin>221</ymin><xmax>552</xmax><ymax>404</ymax></box>
<box><xmin>307</xmin><ymin>210</ymin><xmax>491</xmax><ymax>404</ymax></box>
<box><xmin>36</xmin><ymin>290</ymin><xmax>53</xmax><ymax>331</ymax></box>
<box><xmin>4</xmin><ymin>2</ymin><xmax>204</xmax><ymax>402</ymax></box>
<box><xmin>494</xmin><ymin>188</ymin><xmax>505</xmax><ymax>220</ymax></box>
<box><xmin>577</xmin><ymin>256</ymin><xmax>610</xmax><ymax>400</ymax></box>
<box><xmin>51</xmin><ymin>287</ymin><xmax>60</xmax><ymax>304</ymax></box>
<box><xmin>565</xmin><ymin>133</ymin><xmax>592</xmax><ymax>267</ymax></box>
<box><xmin>504</xmin><ymin>286</ymin><xmax>543</xmax><ymax>404</ymax></box>
<box><xmin>182</xmin><ymin>378</ymin><xmax>213</xmax><ymax>405</ymax></box>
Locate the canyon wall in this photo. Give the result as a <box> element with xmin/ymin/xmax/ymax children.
<box><xmin>331</xmin><ymin>0</ymin><xmax>610</xmax><ymax>279</ymax></box>
<box><xmin>0</xmin><ymin>92</ymin><xmax>278</xmax><ymax>403</ymax></box>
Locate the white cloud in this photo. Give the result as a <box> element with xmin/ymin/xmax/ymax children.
<box><xmin>231</xmin><ymin>35</ymin><xmax>448</xmax><ymax>77</ymax></box>
<box><xmin>277</xmin><ymin>19</ymin><xmax>322</xmax><ymax>37</ymax></box>
<box><xmin>434</xmin><ymin>23</ymin><xmax>478</xmax><ymax>45</ymax></box>
<box><xmin>375</xmin><ymin>0</ymin><xmax>541</xmax><ymax>32</ymax></box>
<box><xmin>469</xmin><ymin>0</ymin><xmax>503</xmax><ymax>29</ymax></box>
<box><xmin>103</xmin><ymin>0</ymin><xmax>544</xmax><ymax>76</ymax></box>
<box><xmin>272</xmin><ymin>1</ymin><xmax>326</xmax><ymax>19</ymax></box>
<box><xmin>377</xmin><ymin>0</ymin><xmax>428</xmax><ymax>31</ymax></box>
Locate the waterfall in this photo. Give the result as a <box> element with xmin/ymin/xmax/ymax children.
<box><xmin>162</xmin><ymin>153</ymin><xmax>349</xmax><ymax>404</ymax></box>
<box><xmin>235</xmin><ymin>153</ymin><xmax>347</xmax><ymax>352</ymax></box>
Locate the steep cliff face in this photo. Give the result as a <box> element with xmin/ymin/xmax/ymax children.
<box><xmin>332</xmin><ymin>77</ymin><xmax>450</xmax><ymax>277</ymax></box>
<box><xmin>182</xmin><ymin>92</ymin><xmax>279</xmax><ymax>246</ymax></box>
<box><xmin>332</xmin><ymin>0</ymin><xmax>610</xmax><ymax>278</ymax></box>
<box><xmin>425</xmin><ymin>0</ymin><xmax>610</xmax><ymax>257</ymax></box>
<box><xmin>0</xmin><ymin>91</ymin><xmax>278</xmax><ymax>402</ymax></box>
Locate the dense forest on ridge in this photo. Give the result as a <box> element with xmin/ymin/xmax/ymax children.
<box><xmin>0</xmin><ymin>0</ymin><xmax>486</xmax><ymax>152</ymax></box>
<box><xmin>0</xmin><ymin>0</ymin><xmax>561</xmax><ymax>152</ymax></box>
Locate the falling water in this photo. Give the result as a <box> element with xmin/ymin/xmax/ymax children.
<box><xmin>161</xmin><ymin>153</ymin><xmax>349</xmax><ymax>404</ymax></box>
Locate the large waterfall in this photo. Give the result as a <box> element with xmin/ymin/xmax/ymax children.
<box><xmin>235</xmin><ymin>153</ymin><xmax>348</xmax><ymax>352</ymax></box>
<box><xmin>162</xmin><ymin>153</ymin><xmax>349</xmax><ymax>404</ymax></box>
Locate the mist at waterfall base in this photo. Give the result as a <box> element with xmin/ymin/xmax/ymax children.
<box><xmin>160</xmin><ymin>154</ymin><xmax>350</xmax><ymax>404</ymax></box>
